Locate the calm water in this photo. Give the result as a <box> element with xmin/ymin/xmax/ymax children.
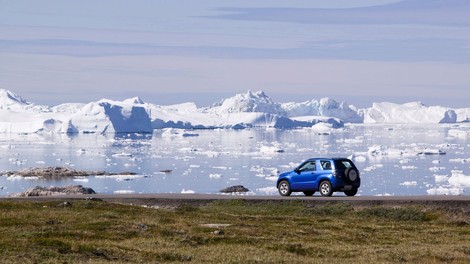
<box><xmin>1</xmin><ymin>124</ymin><xmax>469</xmax><ymax>196</ymax></box>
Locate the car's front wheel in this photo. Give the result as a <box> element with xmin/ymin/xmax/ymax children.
<box><xmin>278</xmin><ymin>180</ymin><xmax>292</xmax><ymax>196</ymax></box>
<box><xmin>344</xmin><ymin>188</ymin><xmax>358</xmax><ymax>196</ymax></box>
<box><xmin>319</xmin><ymin>181</ymin><xmax>333</xmax><ymax>197</ymax></box>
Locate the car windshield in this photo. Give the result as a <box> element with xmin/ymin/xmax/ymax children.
<box><xmin>334</xmin><ymin>160</ymin><xmax>353</xmax><ymax>170</ymax></box>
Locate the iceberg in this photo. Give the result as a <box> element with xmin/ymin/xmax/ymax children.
<box><xmin>282</xmin><ymin>97</ymin><xmax>362</xmax><ymax>123</ymax></box>
<box><xmin>0</xmin><ymin>89</ymin><xmax>152</xmax><ymax>134</ymax></box>
<box><xmin>363</xmin><ymin>102</ymin><xmax>457</xmax><ymax>124</ymax></box>
<box><xmin>1</xmin><ymin>88</ymin><xmax>469</xmax><ymax>134</ymax></box>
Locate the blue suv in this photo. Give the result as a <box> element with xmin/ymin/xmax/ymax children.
<box><xmin>277</xmin><ymin>158</ymin><xmax>360</xmax><ymax>197</ymax></box>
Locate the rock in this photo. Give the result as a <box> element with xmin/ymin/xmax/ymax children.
<box><xmin>213</xmin><ymin>230</ymin><xmax>224</xmax><ymax>235</ymax></box>
<box><xmin>85</xmin><ymin>197</ymin><xmax>103</xmax><ymax>202</ymax></box>
<box><xmin>2</xmin><ymin>167</ymin><xmax>136</xmax><ymax>179</ymax></box>
<box><xmin>57</xmin><ymin>201</ymin><xmax>73</xmax><ymax>207</ymax></box>
<box><xmin>46</xmin><ymin>219</ymin><xmax>61</xmax><ymax>225</ymax></box>
<box><xmin>11</xmin><ymin>185</ymin><xmax>96</xmax><ymax>197</ymax></box>
<box><xmin>136</xmin><ymin>224</ymin><xmax>149</xmax><ymax>231</ymax></box>
<box><xmin>219</xmin><ymin>185</ymin><xmax>249</xmax><ymax>193</ymax></box>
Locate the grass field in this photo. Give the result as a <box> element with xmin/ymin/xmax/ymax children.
<box><xmin>0</xmin><ymin>199</ymin><xmax>469</xmax><ymax>263</ymax></box>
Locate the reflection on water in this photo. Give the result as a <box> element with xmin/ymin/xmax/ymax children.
<box><xmin>0</xmin><ymin>124</ymin><xmax>469</xmax><ymax>196</ymax></box>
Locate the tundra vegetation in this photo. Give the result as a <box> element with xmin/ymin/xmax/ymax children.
<box><xmin>0</xmin><ymin>199</ymin><xmax>469</xmax><ymax>263</ymax></box>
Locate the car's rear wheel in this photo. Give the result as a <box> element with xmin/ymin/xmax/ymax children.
<box><xmin>278</xmin><ymin>180</ymin><xmax>292</xmax><ymax>196</ymax></box>
<box><xmin>303</xmin><ymin>191</ymin><xmax>314</xmax><ymax>196</ymax></box>
<box><xmin>319</xmin><ymin>181</ymin><xmax>333</xmax><ymax>197</ymax></box>
<box><xmin>344</xmin><ymin>188</ymin><xmax>358</xmax><ymax>196</ymax></box>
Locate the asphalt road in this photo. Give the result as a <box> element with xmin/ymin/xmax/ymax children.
<box><xmin>2</xmin><ymin>194</ymin><xmax>470</xmax><ymax>211</ymax></box>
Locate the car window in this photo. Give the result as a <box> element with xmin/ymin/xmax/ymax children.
<box><xmin>299</xmin><ymin>161</ymin><xmax>316</xmax><ymax>172</ymax></box>
<box><xmin>334</xmin><ymin>160</ymin><xmax>353</xmax><ymax>170</ymax></box>
<box><xmin>321</xmin><ymin>161</ymin><xmax>332</xmax><ymax>170</ymax></box>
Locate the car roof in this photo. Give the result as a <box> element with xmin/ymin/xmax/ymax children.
<box><xmin>305</xmin><ymin>157</ymin><xmax>350</xmax><ymax>161</ymax></box>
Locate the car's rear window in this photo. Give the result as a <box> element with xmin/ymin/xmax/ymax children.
<box><xmin>334</xmin><ymin>160</ymin><xmax>354</xmax><ymax>170</ymax></box>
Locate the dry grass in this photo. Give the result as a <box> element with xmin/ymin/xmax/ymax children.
<box><xmin>0</xmin><ymin>199</ymin><xmax>469</xmax><ymax>263</ymax></box>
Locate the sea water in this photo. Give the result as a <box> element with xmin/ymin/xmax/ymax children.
<box><xmin>0</xmin><ymin>124</ymin><xmax>469</xmax><ymax>196</ymax></box>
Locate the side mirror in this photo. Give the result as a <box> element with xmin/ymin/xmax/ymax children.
<box><xmin>294</xmin><ymin>168</ymin><xmax>300</xmax><ymax>174</ymax></box>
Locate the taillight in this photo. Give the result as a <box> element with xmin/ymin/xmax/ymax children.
<box><xmin>333</xmin><ymin>170</ymin><xmax>338</xmax><ymax>177</ymax></box>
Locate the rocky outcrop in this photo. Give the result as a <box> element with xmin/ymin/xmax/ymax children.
<box><xmin>3</xmin><ymin>167</ymin><xmax>136</xmax><ymax>179</ymax></box>
<box><xmin>11</xmin><ymin>185</ymin><xmax>96</xmax><ymax>197</ymax></box>
<box><xmin>219</xmin><ymin>185</ymin><xmax>250</xmax><ymax>193</ymax></box>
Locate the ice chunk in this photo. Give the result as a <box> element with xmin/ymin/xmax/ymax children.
<box><xmin>209</xmin><ymin>174</ymin><xmax>222</xmax><ymax>179</ymax></box>
<box><xmin>448</xmin><ymin>171</ymin><xmax>470</xmax><ymax>187</ymax></box>
<box><xmin>434</xmin><ymin>174</ymin><xmax>448</xmax><ymax>183</ymax></box>
<box><xmin>448</xmin><ymin>129</ymin><xmax>469</xmax><ymax>139</ymax></box>
<box><xmin>364</xmin><ymin>102</ymin><xmax>457</xmax><ymax>124</ymax></box>
<box><xmin>256</xmin><ymin>186</ymin><xmax>278</xmax><ymax>195</ymax></box>
<box><xmin>400</xmin><ymin>181</ymin><xmax>417</xmax><ymax>187</ymax></box>
<box><xmin>260</xmin><ymin>145</ymin><xmax>284</xmax><ymax>154</ymax></box>
<box><xmin>427</xmin><ymin>186</ymin><xmax>463</xmax><ymax>195</ymax></box>
<box><xmin>113</xmin><ymin>190</ymin><xmax>135</xmax><ymax>194</ymax></box>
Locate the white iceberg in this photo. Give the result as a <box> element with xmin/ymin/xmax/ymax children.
<box><xmin>363</xmin><ymin>102</ymin><xmax>457</xmax><ymax>124</ymax></box>
<box><xmin>1</xmin><ymin>88</ymin><xmax>469</xmax><ymax>134</ymax></box>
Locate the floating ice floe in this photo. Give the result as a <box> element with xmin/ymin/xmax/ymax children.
<box><xmin>259</xmin><ymin>145</ymin><xmax>284</xmax><ymax>154</ymax></box>
<box><xmin>415</xmin><ymin>148</ymin><xmax>446</xmax><ymax>156</ymax></box>
<box><xmin>429</xmin><ymin>166</ymin><xmax>446</xmax><ymax>173</ymax></box>
<box><xmin>363</xmin><ymin>164</ymin><xmax>384</xmax><ymax>172</ymax></box>
<box><xmin>95</xmin><ymin>174</ymin><xmax>147</xmax><ymax>181</ymax></box>
<box><xmin>310</xmin><ymin>122</ymin><xmax>335</xmax><ymax>135</ymax></box>
<box><xmin>256</xmin><ymin>186</ymin><xmax>278</xmax><ymax>195</ymax></box>
<box><xmin>434</xmin><ymin>174</ymin><xmax>448</xmax><ymax>183</ymax></box>
<box><xmin>73</xmin><ymin>177</ymin><xmax>89</xmax><ymax>183</ymax></box>
<box><xmin>400</xmin><ymin>181</ymin><xmax>418</xmax><ymax>187</ymax></box>
<box><xmin>448</xmin><ymin>170</ymin><xmax>470</xmax><ymax>187</ymax></box>
<box><xmin>181</xmin><ymin>189</ymin><xmax>195</xmax><ymax>194</ymax></box>
<box><xmin>7</xmin><ymin>175</ymin><xmax>39</xmax><ymax>181</ymax></box>
<box><xmin>449</xmin><ymin>158</ymin><xmax>469</xmax><ymax>163</ymax></box>
<box><xmin>427</xmin><ymin>186</ymin><xmax>463</xmax><ymax>195</ymax></box>
<box><xmin>354</xmin><ymin>155</ymin><xmax>367</xmax><ymax>162</ymax></box>
<box><xmin>113</xmin><ymin>190</ymin><xmax>136</xmax><ymax>194</ymax></box>
<box><xmin>209</xmin><ymin>174</ymin><xmax>222</xmax><ymax>179</ymax></box>
<box><xmin>448</xmin><ymin>129</ymin><xmax>470</xmax><ymax>139</ymax></box>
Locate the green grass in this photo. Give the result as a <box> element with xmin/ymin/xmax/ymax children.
<box><xmin>0</xmin><ymin>199</ymin><xmax>468</xmax><ymax>263</ymax></box>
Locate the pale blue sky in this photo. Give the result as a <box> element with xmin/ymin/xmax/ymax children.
<box><xmin>1</xmin><ymin>0</ymin><xmax>469</xmax><ymax>107</ymax></box>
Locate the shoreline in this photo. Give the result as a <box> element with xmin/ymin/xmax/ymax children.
<box><xmin>2</xmin><ymin>194</ymin><xmax>470</xmax><ymax>212</ymax></box>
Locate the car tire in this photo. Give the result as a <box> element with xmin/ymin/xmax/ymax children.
<box><xmin>303</xmin><ymin>191</ymin><xmax>314</xmax><ymax>196</ymax></box>
<box><xmin>345</xmin><ymin>168</ymin><xmax>359</xmax><ymax>182</ymax></box>
<box><xmin>278</xmin><ymin>180</ymin><xmax>292</xmax><ymax>196</ymax></box>
<box><xmin>319</xmin><ymin>181</ymin><xmax>333</xmax><ymax>197</ymax></box>
<box><xmin>344</xmin><ymin>188</ymin><xmax>358</xmax><ymax>196</ymax></box>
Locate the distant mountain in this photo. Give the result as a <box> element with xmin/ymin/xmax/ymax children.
<box><xmin>0</xmin><ymin>88</ymin><xmax>468</xmax><ymax>134</ymax></box>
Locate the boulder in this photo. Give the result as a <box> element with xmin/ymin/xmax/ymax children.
<box><xmin>219</xmin><ymin>185</ymin><xmax>249</xmax><ymax>193</ymax></box>
<box><xmin>11</xmin><ymin>185</ymin><xmax>96</xmax><ymax>197</ymax></box>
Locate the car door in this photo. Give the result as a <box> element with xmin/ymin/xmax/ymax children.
<box><xmin>291</xmin><ymin>160</ymin><xmax>317</xmax><ymax>190</ymax></box>
<box><xmin>315</xmin><ymin>160</ymin><xmax>333</xmax><ymax>185</ymax></box>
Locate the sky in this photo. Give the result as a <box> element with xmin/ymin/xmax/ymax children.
<box><xmin>1</xmin><ymin>0</ymin><xmax>469</xmax><ymax>107</ymax></box>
